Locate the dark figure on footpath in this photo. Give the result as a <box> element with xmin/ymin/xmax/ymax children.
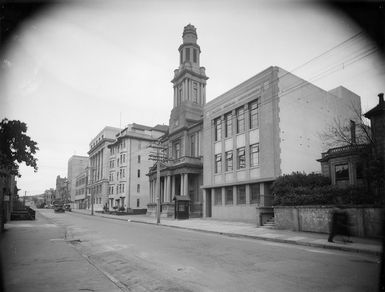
<box><xmin>328</xmin><ymin>206</ymin><xmax>352</xmax><ymax>243</ymax></box>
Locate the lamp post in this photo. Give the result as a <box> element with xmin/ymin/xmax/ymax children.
<box><xmin>85</xmin><ymin>166</ymin><xmax>95</xmax><ymax>216</ymax></box>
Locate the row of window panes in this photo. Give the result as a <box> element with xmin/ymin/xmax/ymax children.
<box><xmin>110</xmin><ymin>155</ymin><xmax>141</xmax><ymax>170</ymax></box>
<box><xmin>214</xmin><ymin>99</ymin><xmax>260</xmax><ymax>141</ymax></box>
<box><xmin>75</xmin><ymin>177</ymin><xmax>86</xmax><ymax>187</ymax></box>
<box><xmin>110</xmin><ymin>139</ymin><xmax>126</xmax><ymax>155</ymax></box>
<box><xmin>215</xmin><ymin>144</ymin><xmax>259</xmax><ymax>173</ymax></box>
<box><xmin>75</xmin><ymin>188</ymin><xmax>86</xmax><ymax>196</ymax></box>
<box><xmin>180</xmin><ymin>47</ymin><xmax>198</xmax><ymax>64</ymax></box>
<box><xmin>213</xmin><ymin>184</ymin><xmax>260</xmax><ymax>205</ymax></box>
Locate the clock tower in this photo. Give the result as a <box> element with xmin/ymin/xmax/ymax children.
<box><xmin>169</xmin><ymin>24</ymin><xmax>208</xmax><ymax>133</ymax></box>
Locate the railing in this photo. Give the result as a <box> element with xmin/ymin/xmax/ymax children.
<box><xmin>166</xmin><ymin>156</ymin><xmax>203</xmax><ymax>166</ymax></box>
<box><xmin>321</xmin><ymin>144</ymin><xmax>369</xmax><ymax>158</ymax></box>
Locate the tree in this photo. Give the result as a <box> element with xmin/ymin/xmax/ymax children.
<box><xmin>0</xmin><ymin>119</ymin><xmax>39</xmax><ymax>177</ymax></box>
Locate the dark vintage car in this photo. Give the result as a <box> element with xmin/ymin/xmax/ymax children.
<box><xmin>54</xmin><ymin>205</ymin><xmax>65</xmax><ymax>213</ymax></box>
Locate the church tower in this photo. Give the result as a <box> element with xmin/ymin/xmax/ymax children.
<box><xmin>169</xmin><ymin>24</ymin><xmax>208</xmax><ymax>133</ymax></box>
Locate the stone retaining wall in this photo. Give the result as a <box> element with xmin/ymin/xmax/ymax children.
<box><xmin>274</xmin><ymin>205</ymin><xmax>383</xmax><ymax>238</ymax></box>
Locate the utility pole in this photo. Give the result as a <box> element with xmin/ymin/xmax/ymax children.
<box><xmin>148</xmin><ymin>142</ymin><xmax>169</xmax><ymax>224</ymax></box>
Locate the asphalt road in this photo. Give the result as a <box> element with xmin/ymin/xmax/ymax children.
<box><xmin>39</xmin><ymin>209</ymin><xmax>379</xmax><ymax>292</ymax></box>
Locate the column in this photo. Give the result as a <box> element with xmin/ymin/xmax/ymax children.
<box><xmin>166</xmin><ymin>176</ymin><xmax>171</xmax><ymax>202</ymax></box>
<box><xmin>163</xmin><ymin>177</ymin><xmax>167</xmax><ymax>202</ymax></box>
<box><xmin>246</xmin><ymin>184</ymin><xmax>251</xmax><ymax>204</ymax></box>
<box><xmin>184</xmin><ymin>173</ymin><xmax>188</xmax><ymax>197</ymax></box>
<box><xmin>180</xmin><ymin>174</ymin><xmax>184</xmax><ymax>196</ymax></box>
<box><xmin>173</xmin><ymin>87</ymin><xmax>177</xmax><ymax>107</ymax></box>
<box><xmin>202</xmin><ymin>189</ymin><xmax>207</xmax><ymax>218</ymax></box>
<box><xmin>260</xmin><ymin>183</ymin><xmax>265</xmax><ymax>206</ymax></box>
<box><xmin>171</xmin><ymin>176</ymin><xmax>175</xmax><ymax>199</ymax></box>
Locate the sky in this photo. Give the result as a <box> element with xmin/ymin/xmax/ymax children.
<box><xmin>1</xmin><ymin>0</ymin><xmax>384</xmax><ymax>196</ymax></box>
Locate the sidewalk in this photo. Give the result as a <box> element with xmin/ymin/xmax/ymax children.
<box><xmin>1</xmin><ymin>212</ymin><xmax>123</xmax><ymax>292</ymax></box>
<box><xmin>71</xmin><ymin>209</ymin><xmax>383</xmax><ymax>256</ymax></box>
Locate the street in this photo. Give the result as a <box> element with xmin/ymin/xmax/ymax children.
<box><xmin>3</xmin><ymin>209</ymin><xmax>380</xmax><ymax>292</ymax></box>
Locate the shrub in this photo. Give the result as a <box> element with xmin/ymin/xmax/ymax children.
<box><xmin>272</xmin><ymin>172</ymin><xmax>378</xmax><ymax>206</ymax></box>
<box><xmin>118</xmin><ymin>206</ymin><xmax>125</xmax><ymax>212</ymax></box>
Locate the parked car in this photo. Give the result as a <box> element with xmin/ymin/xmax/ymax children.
<box><xmin>64</xmin><ymin>204</ymin><xmax>71</xmax><ymax>212</ymax></box>
<box><xmin>54</xmin><ymin>205</ymin><xmax>65</xmax><ymax>213</ymax></box>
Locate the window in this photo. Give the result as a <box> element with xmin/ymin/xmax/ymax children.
<box><xmin>237</xmin><ymin>185</ymin><xmax>246</xmax><ymax>204</ymax></box>
<box><xmin>236</xmin><ymin>106</ymin><xmax>245</xmax><ymax>133</ymax></box>
<box><xmin>191</xmin><ymin>134</ymin><xmax>196</xmax><ymax>157</ymax></box>
<box><xmin>192</xmin><ymin>82</ymin><xmax>198</xmax><ymax>103</ymax></box>
<box><xmin>335</xmin><ymin>164</ymin><xmax>349</xmax><ymax>181</ymax></box>
<box><xmin>137</xmin><ymin>184</ymin><xmax>140</xmax><ymax>193</ymax></box>
<box><xmin>137</xmin><ymin>199</ymin><xmax>140</xmax><ymax>207</ymax></box>
<box><xmin>185</xmin><ymin>48</ymin><xmax>190</xmax><ymax>61</ymax></box>
<box><xmin>250</xmin><ymin>183</ymin><xmax>260</xmax><ymax>204</ymax></box>
<box><xmin>225</xmin><ymin>187</ymin><xmax>233</xmax><ymax>205</ymax></box>
<box><xmin>137</xmin><ymin>169</ymin><xmax>140</xmax><ymax>178</ymax></box>
<box><xmin>180</xmin><ymin>50</ymin><xmax>183</xmax><ymax>64</ymax></box>
<box><xmin>174</xmin><ymin>141</ymin><xmax>181</xmax><ymax>159</ymax></box>
<box><xmin>225</xmin><ymin>112</ymin><xmax>232</xmax><ymax>137</ymax></box>
<box><xmin>250</xmin><ymin>144</ymin><xmax>260</xmax><ymax>167</ymax></box>
<box><xmin>110</xmin><ymin>160</ymin><xmax>114</xmax><ymax>168</ymax></box>
<box><xmin>215</xmin><ymin>154</ymin><xmax>222</xmax><ymax>173</ymax></box>
<box><xmin>193</xmin><ymin>49</ymin><xmax>197</xmax><ymax>62</ymax></box>
<box><xmin>249</xmin><ymin>99</ymin><xmax>259</xmax><ymax>129</ymax></box>
<box><xmin>214</xmin><ymin>188</ymin><xmax>222</xmax><ymax>205</ymax></box>
<box><xmin>237</xmin><ymin>147</ymin><xmax>246</xmax><ymax>169</ymax></box>
<box><xmin>225</xmin><ymin>151</ymin><xmax>233</xmax><ymax>171</ymax></box>
<box><xmin>122</xmin><ymin>184</ymin><xmax>125</xmax><ymax>192</ymax></box>
<box><xmin>111</xmin><ymin>186</ymin><xmax>114</xmax><ymax>194</ymax></box>
<box><xmin>214</xmin><ymin>117</ymin><xmax>222</xmax><ymax>141</ymax></box>
<box><xmin>138</xmin><ymin>155</ymin><xmax>141</xmax><ymax>163</ymax></box>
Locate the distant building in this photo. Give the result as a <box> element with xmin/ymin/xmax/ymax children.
<box><xmin>147</xmin><ymin>24</ymin><xmax>207</xmax><ymax>218</ymax></box>
<box><xmin>43</xmin><ymin>188</ymin><xmax>55</xmax><ymax>206</ymax></box>
<box><xmin>74</xmin><ymin>170</ymin><xmax>88</xmax><ymax>209</ymax></box>
<box><xmin>88</xmin><ymin>126</ymin><xmax>121</xmax><ymax>212</ymax></box>
<box><xmin>67</xmin><ymin>155</ymin><xmax>89</xmax><ymax>204</ymax></box>
<box><xmin>202</xmin><ymin>66</ymin><xmax>362</xmax><ymax>223</ymax></box>
<box><xmin>55</xmin><ymin>175</ymin><xmax>68</xmax><ymax>202</ymax></box>
<box><xmin>107</xmin><ymin>123</ymin><xmax>168</xmax><ymax>212</ymax></box>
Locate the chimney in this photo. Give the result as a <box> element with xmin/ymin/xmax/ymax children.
<box><xmin>350</xmin><ymin>120</ymin><xmax>356</xmax><ymax>145</ymax></box>
<box><xmin>379</xmin><ymin>93</ymin><xmax>384</xmax><ymax>105</ymax></box>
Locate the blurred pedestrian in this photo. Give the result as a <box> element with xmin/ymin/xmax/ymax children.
<box><xmin>328</xmin><ymin>206</ymin><xmax>352</xmax><ymax>243</ymax></box>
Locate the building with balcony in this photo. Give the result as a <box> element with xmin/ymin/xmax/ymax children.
<box><xmin>88</xmin><ymin>126</ymin><xmax>121</xmax><ymax>212</ymax></box>
<box><xmin>147</xmin><ymin>24</ymin><xmax>207</xmax><ymax>218</ymax></box>
<box><xmin>201</xmin><ymin>66</ymin><xmax>362</xmax><ymax>223</ymax></box>
<box><xmin>107</xmin><ymin>123</ymin><xmax>168</xmax><ymax>212</ymax></box>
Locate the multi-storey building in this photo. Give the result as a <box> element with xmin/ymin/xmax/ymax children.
<box><xmin>67</xmin><ymin>155</ymin><xmax>89</xmax><ymax>205</ymax></box>
<box><xmin>201</xmin><ymin>66</ymin><xmax>362</xmax><ymax>223</ymax></box>
<box><xmin>107</xmin><ymin>123</ymin><xmax>168</xmax><ymax>212</ymax></box>
<box><xmin>147</xmin><ymin>24</ymin><xmax>207</xmax><ymax>218</ymax></box>
<box><xmin>43</xmin><ymin>188</ymin><xmax>55</xmax><ymax>206</ymax></box>
<box><xmin>55</xmin><ymin>175</ymin><xmax>68</xmax><ymax>202</ymax></box>
<box><xmin>88</xmin><ymin>126</ymin><xmax>121</xmax><ymax>212</ymax></box>
<box><xmin>74</xmin><ymin>170</ymin><xmax>88</xmax><ymax>209</ymax></box>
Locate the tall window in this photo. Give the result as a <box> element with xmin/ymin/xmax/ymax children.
<box><xmin>214</xmin><ymin>117</ymin><xmax>222</xmax><ymax>141</ymax></box>
<box><xmin>225</xmin><ymin>151</ymin><xmax>233</xmax><ymax>171</ymax></box>
<box><xmin>225</xmin><ymin>187</ymin><xmax>233</xmax><ymax>205</ymax></box>
<box><xmin>185</xmin><ymin>48</ymin><xmax>190</xmax><ymax>61</ymax></box>
<box><xmin>180</xmin><ymin>50</ymin><xmax>183</xmax><ymax>64</ymax></box>
<box><xmin>249</xmin><ymin>99</ymin><xmax>259</xmax><ymax>129</ymax></box>
<box><xmin>214</xmin><ymin>188</ymin><xmax>222</xmax><ymax>205</ymax></box>
<box><xmin>237</xmin><ymin>147</ymin><xmax>246</xmax><ymax>169</ymax></box>
<box><xmin>215</xmin><ymin>154</ymin><xmax>222</xmax><ymax>173</ymax></box>
<box><xmin>174</xmin><ymin>141</ymin><xmax>181</xmax><ymax>159</ymax></box>
<box><xmin>250</xmin><ymin>143</ymin><xmax>260</xmax><ymax>167</ymax></box>
<box><xmin>236</xmin><ymin>106</ymin><xmax>245</xmax><ymax>133</ymax></box>
<box><xmin>237</xmin><ymin>185</ymin><xmax>246</xmax><ymax>204</ymax></box>
<box><xmin>137</xmin><ymin>199</ymin><xmax>140</xmax><ymax>207</ymax></box>
<box><xmin>137</xmin><ymin>169</ymin><xmax>140</xmax><ymax>178</ymax></box>
<box><xmin>250</xmin><ymin>183</ymin><xmax>260</xmax><ymax>204</ymax></box>
<box><xmin>191</xmin><ymin>134</ymin><xmax>196</xmax><ymax>157</ymax></box>
<box><xmin>225</xmin><ymin>112</ymin><xmax>232</xmax><ymax>137</ymax></box>
<box><xmin>192</xmin><ymin>82</ymin><xmax>198</xmax><ymax>103</ymax></box>
<box><xmin>335</xmin><ymin>164</ymin><xmax>349</xmax><ymax>181</ymax></box>
<box><xmin>137</xmin><ymin>184</ymin><xmax>140</xmax><ymax>193</ymax></box>
<box><xmin>138</xmin><ymin>155</ymin><xmax>141</xmax><ymax>163</ymax></box>
<box><xmin>193</xmin><ymin>49</ymin><xmax>197</xmax><ymax>62</ymax></box>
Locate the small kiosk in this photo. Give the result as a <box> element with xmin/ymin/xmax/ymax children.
<box><xmin>173</xmin><ymin>196</ymin><xmax>190</xmax><ymax>219</ymax></box>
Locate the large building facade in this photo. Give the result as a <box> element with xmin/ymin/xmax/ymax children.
<box><xmin>201</xmin><ymin>66</ymin><xmax>362</xmax><ymax>223</ymax></box>
<box><xmin>107</xmin><ymin>123</ymin><xmax>168</xmax><ymax>212</ymax></box>
<box><xmin>67</xmin><ymin>155</ymin><xmax>89</xmax><ymax>205</ymax></box>
<box><xmin>147</xmin><ymin>24</ymin><xmax>207</xmax><ymax>218</ymax></box>
<box><xmin>88</xmin><ymin>126</ymin><xmax>121</xmax><ymax>212</ymax></box>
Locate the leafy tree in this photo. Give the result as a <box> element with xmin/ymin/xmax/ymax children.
<box><xmin>0</xmin><ymin>119</ymin><xmax>39</xmax><ymax>177</ymax></box>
